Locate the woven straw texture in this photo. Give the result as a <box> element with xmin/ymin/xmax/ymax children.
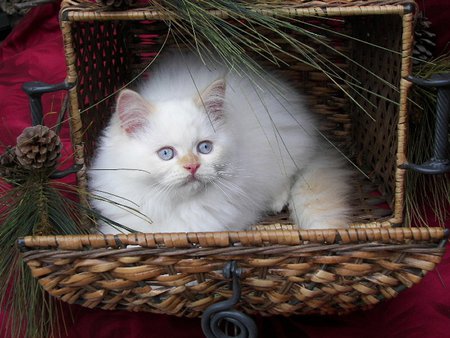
<box><xmin>20</xmin><ymin>227</ymin><xmax>447</xmax><ymax>315</ymax></box>
<box><xmin>19</xmin><ymin>0</ymin><xmax>448</xmax><ymax>317</ymax></box>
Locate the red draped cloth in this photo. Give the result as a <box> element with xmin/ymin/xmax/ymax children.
<box><xmin>0</xmin><ymin>2</ymin><xmax>449</xmax><ymax>337</ymax></box>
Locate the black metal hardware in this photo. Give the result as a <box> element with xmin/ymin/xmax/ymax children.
<box><xmin>400</xmin><ymin>74</ymin><xmax>450</xmax><ymax>174</ymax></box>
<box><xmin>403</xmin><ymin>3</ymin><xmax>415</xmax><ymax>14</ymax></box>
<box><xmin>201</xmin><ymin>261</ymin><xmax>257</xmax><ymax>338</ymax></box>
<box><xmin>438</xmin><ymin>228</ymin><xmax>450</xmax><ymax>249</ymax></box>
<box><xmin>22</xmin><ymin>80</ymin><xmax>75</xmax><ymax>126</ymax></box>
<box><xmin>49</xmin><ymin>164</ymin><xmax>83</xmax><ymax>179</ymax></box>
<box><xmin>22</xmin><ymin>80</ymin><xmax>79</xmax><ymax>179</ymax></box>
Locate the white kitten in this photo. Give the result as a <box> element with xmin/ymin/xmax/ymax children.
<box><xmin>88</xmin><ymin>54</ymin><xmax>351</xmax><ymax>233</ymax></box>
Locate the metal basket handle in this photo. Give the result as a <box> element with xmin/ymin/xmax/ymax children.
<box><xmin>400</xmin><ymin>74</ymin><xmax>450</xmax><ymax>174</ymax></box>
<box><xmin>22</xmin><ymin>80</ymin><xmax>75</xmax><ymax>126</ymax></box>
<box><xmin>201</xmin><ymin>261</ymin><xmax>257</xmax><ymax>338</ymax></box>
<box><xmin>22</xmin><ymin>80</ymin><xmax>80</xmax><ymax>179</ymax></box>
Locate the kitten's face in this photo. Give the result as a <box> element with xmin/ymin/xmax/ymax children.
<box><xmin>115</xmin><ymin>80</ymin><xmax>232</xmax><ymax>195</ymax></box>
<box><xmin>146</xmin><ymin>99</ymin><xmax>231</xmax><ymax>194</ymax></box>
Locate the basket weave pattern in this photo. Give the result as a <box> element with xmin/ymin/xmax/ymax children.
<box><xmin>21</xmin><ymin>227</ymin><xmax>446</xmax><ymax>315</ymax></box>
<box><xmin>18</xmin><ymin>0</ymin><xmax>449</xmax><ymax>317</ymax></box>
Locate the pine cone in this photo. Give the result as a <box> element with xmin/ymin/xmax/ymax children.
<box><xmin>15</xmin><ymin>125</ymin><xmax>62</xmax><ymax>170</ymax></box>
<box><xmin>96</xmin><ymin>0</ymin><xmax>136</xmax><ymax>9</ymax></box>
<box><xmin>0</xmin><ymin>147</ymin><xmax>20</xmax><ymax>179</ymax></box>
<box><xmin>413</xmin><ymin>14</ymin><xmax>436</xmax><ymax>66</ymax></box>
<box><xmin>0</xmin><ymin>0</ymin><xmax>29</xmax><ymax>16</ymax></box>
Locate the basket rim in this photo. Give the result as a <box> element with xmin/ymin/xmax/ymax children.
<box><xmin>18</xmin><ymin>227</ymin><xmax>448</xmax><ymax>251</ymax></box>
<box><xmin>60</xmin><ymin>0</ymin><xmax>417</xmax><ymax>22</ymax></box>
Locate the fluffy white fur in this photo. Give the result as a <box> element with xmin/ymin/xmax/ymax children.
<box><xmin>88</xmin><ymin>54</ymin><xmax>351</xmax><ymax>233</ymax></box>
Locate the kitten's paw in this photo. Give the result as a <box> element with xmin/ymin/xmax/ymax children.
<box><xmin>288</xmin><ymin>166</ymin><xmax>352</xmax><ymax>230</ymax></box>
<box><xmin>289</xmin><ymin>196</ymin><xmax>351</xmax><ymax>230</ymax></box>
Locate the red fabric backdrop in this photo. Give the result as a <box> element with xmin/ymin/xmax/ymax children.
<box><xmin>0</xmin><ymin>2</ymin><xmax>449</xmax><ymax>337</ymax></box>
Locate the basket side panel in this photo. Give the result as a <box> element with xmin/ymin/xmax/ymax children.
<box><xmin>349</xmin><ymin>14</ymin><xmax>403</xmax><ymax>207</ymax></box>
<box><xmin>70</xmin><ymin>20</ymin><xmax>133</xmax><ymax>164</ymax></box>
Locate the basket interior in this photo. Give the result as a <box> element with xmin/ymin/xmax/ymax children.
<box><xmin>66</xmin><ymin>8</ymin><xmax>407</xmax><ymax>228</ymax></box>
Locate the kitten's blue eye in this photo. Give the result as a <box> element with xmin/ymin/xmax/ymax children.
<box><xmin>157</xmin><ymin>147</ymin><xmax>175</xmax><ymax>160</ymax></box>
<box><xmin>197</xmin><ymin>141</ymin><xmax>213</xmax><ymax>154</ymax></box>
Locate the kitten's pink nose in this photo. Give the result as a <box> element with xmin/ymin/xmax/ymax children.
<box><xmin>183</xmin><ymin>163</ymin><xmax>200</xmax><ymax>175</ymax></box>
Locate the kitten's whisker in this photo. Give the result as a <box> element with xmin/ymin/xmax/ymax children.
<box><xmin>91</xmin><ymin>194</ymin><xmax>153</xmax><ymax>224</ymax></box>
<box><xmin>216</xmin><ymin>178</ymin><xmax>259</xmax><ymax>208</ymax></box>
<box><xmin>217</xmin><ymin>172</ymin><xmax>267</xmax><ymax>179</ymax></box>
<box><xmin>210</xmin><ymin>181</ymin><xmax>234</xmax><ymax>204</ymax></box>
<box><xmin>143</xmin><ymin>178</ymin><xmax>178</xmax><ymax>199</ymax></box>
<box><xmin>90</xmin><ymin>189</ymin><xmax>140</xmax><ymax>208</ymax></box>
<box><xmin>153</xmin><ymin>181</ymin><xmax>178</xmax><ymax>197</ymax></box>
<box><xmin>215</xmin><ymin>163</ymin><xmax>281</xmax><ymax>179</ymax></box>
<box><xmin>90</xmin><ymin>168</ymin><xmax>152</xmax><ymax>176</ymax></box>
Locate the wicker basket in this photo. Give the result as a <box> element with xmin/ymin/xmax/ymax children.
<box><xmin>19</xmin><ymin>0</ymin><xmax>448</xmax><ymax>321</ymax></box>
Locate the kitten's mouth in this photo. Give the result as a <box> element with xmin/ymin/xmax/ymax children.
<box><xmin>186</xmin><ymin>175</ymin><xmax>198</xmax><ymax>182</ymax></box>
<box><xmin>177</xmin><ymin>175</ymin><xmax>196</xmax><ymax>186</ymax></box>
<box><xmin>182</xmin><ymin>175</ymin><xmax>208</xmax><ymax>188</ymax></box>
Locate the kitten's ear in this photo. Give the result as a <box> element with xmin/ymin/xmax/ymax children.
<box><xmin>196</xmin><ymin>79</ymin><xmax>226</xmax><ymax>121</ymax></box>
<box><xmin>116</xmin><ymin>89</ymin><xmax>152</xmax><ymax>134</ymax></box>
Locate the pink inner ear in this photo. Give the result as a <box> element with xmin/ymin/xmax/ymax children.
<box><xmin>201</xmin><ymin>79</ymin><xmax>226</xmax><ymax>121</ymax></box>
<box><xmin>116</xmin><ymin>89</ymin><xmax>150</xmax><ymax>134</ymax></box>
<box><xmin>206</xmin><ymin>97</ymin><xmax>224</xmax><ymax>115</ymax></box>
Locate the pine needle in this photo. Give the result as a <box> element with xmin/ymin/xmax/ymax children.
<box><xmin>0</xmin><ymin>169</ymin><xmax>141</xmax><ymax>337</ymax></box>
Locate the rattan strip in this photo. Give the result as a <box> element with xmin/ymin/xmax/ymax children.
<box><xmin>21</xmin><ymin>241</ymin><xmax>446</xmax><ymax>262</ymax></box>
<box><xmin>60</xmin><ymin>19</ymin><xmax>86</xmax><ymax>190</ymax></box>
<box><xmin>60</xmin><ymin>4</ymin><xmax>411</xmax><ymax>22</ymax></box>
<box><xmin>60</xmin><ymin>0</ymin><xmax>417</xmax><ymax>10</ymax></box>
<box><xmin>390</xmin><ymin>11</ymin><xmax>414</xmax><ymax>224</ymax></box>
<box><xmin>20</xmin><ymin>227</ymin><xmax>447</xmax><ymax>250</ymax></box>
